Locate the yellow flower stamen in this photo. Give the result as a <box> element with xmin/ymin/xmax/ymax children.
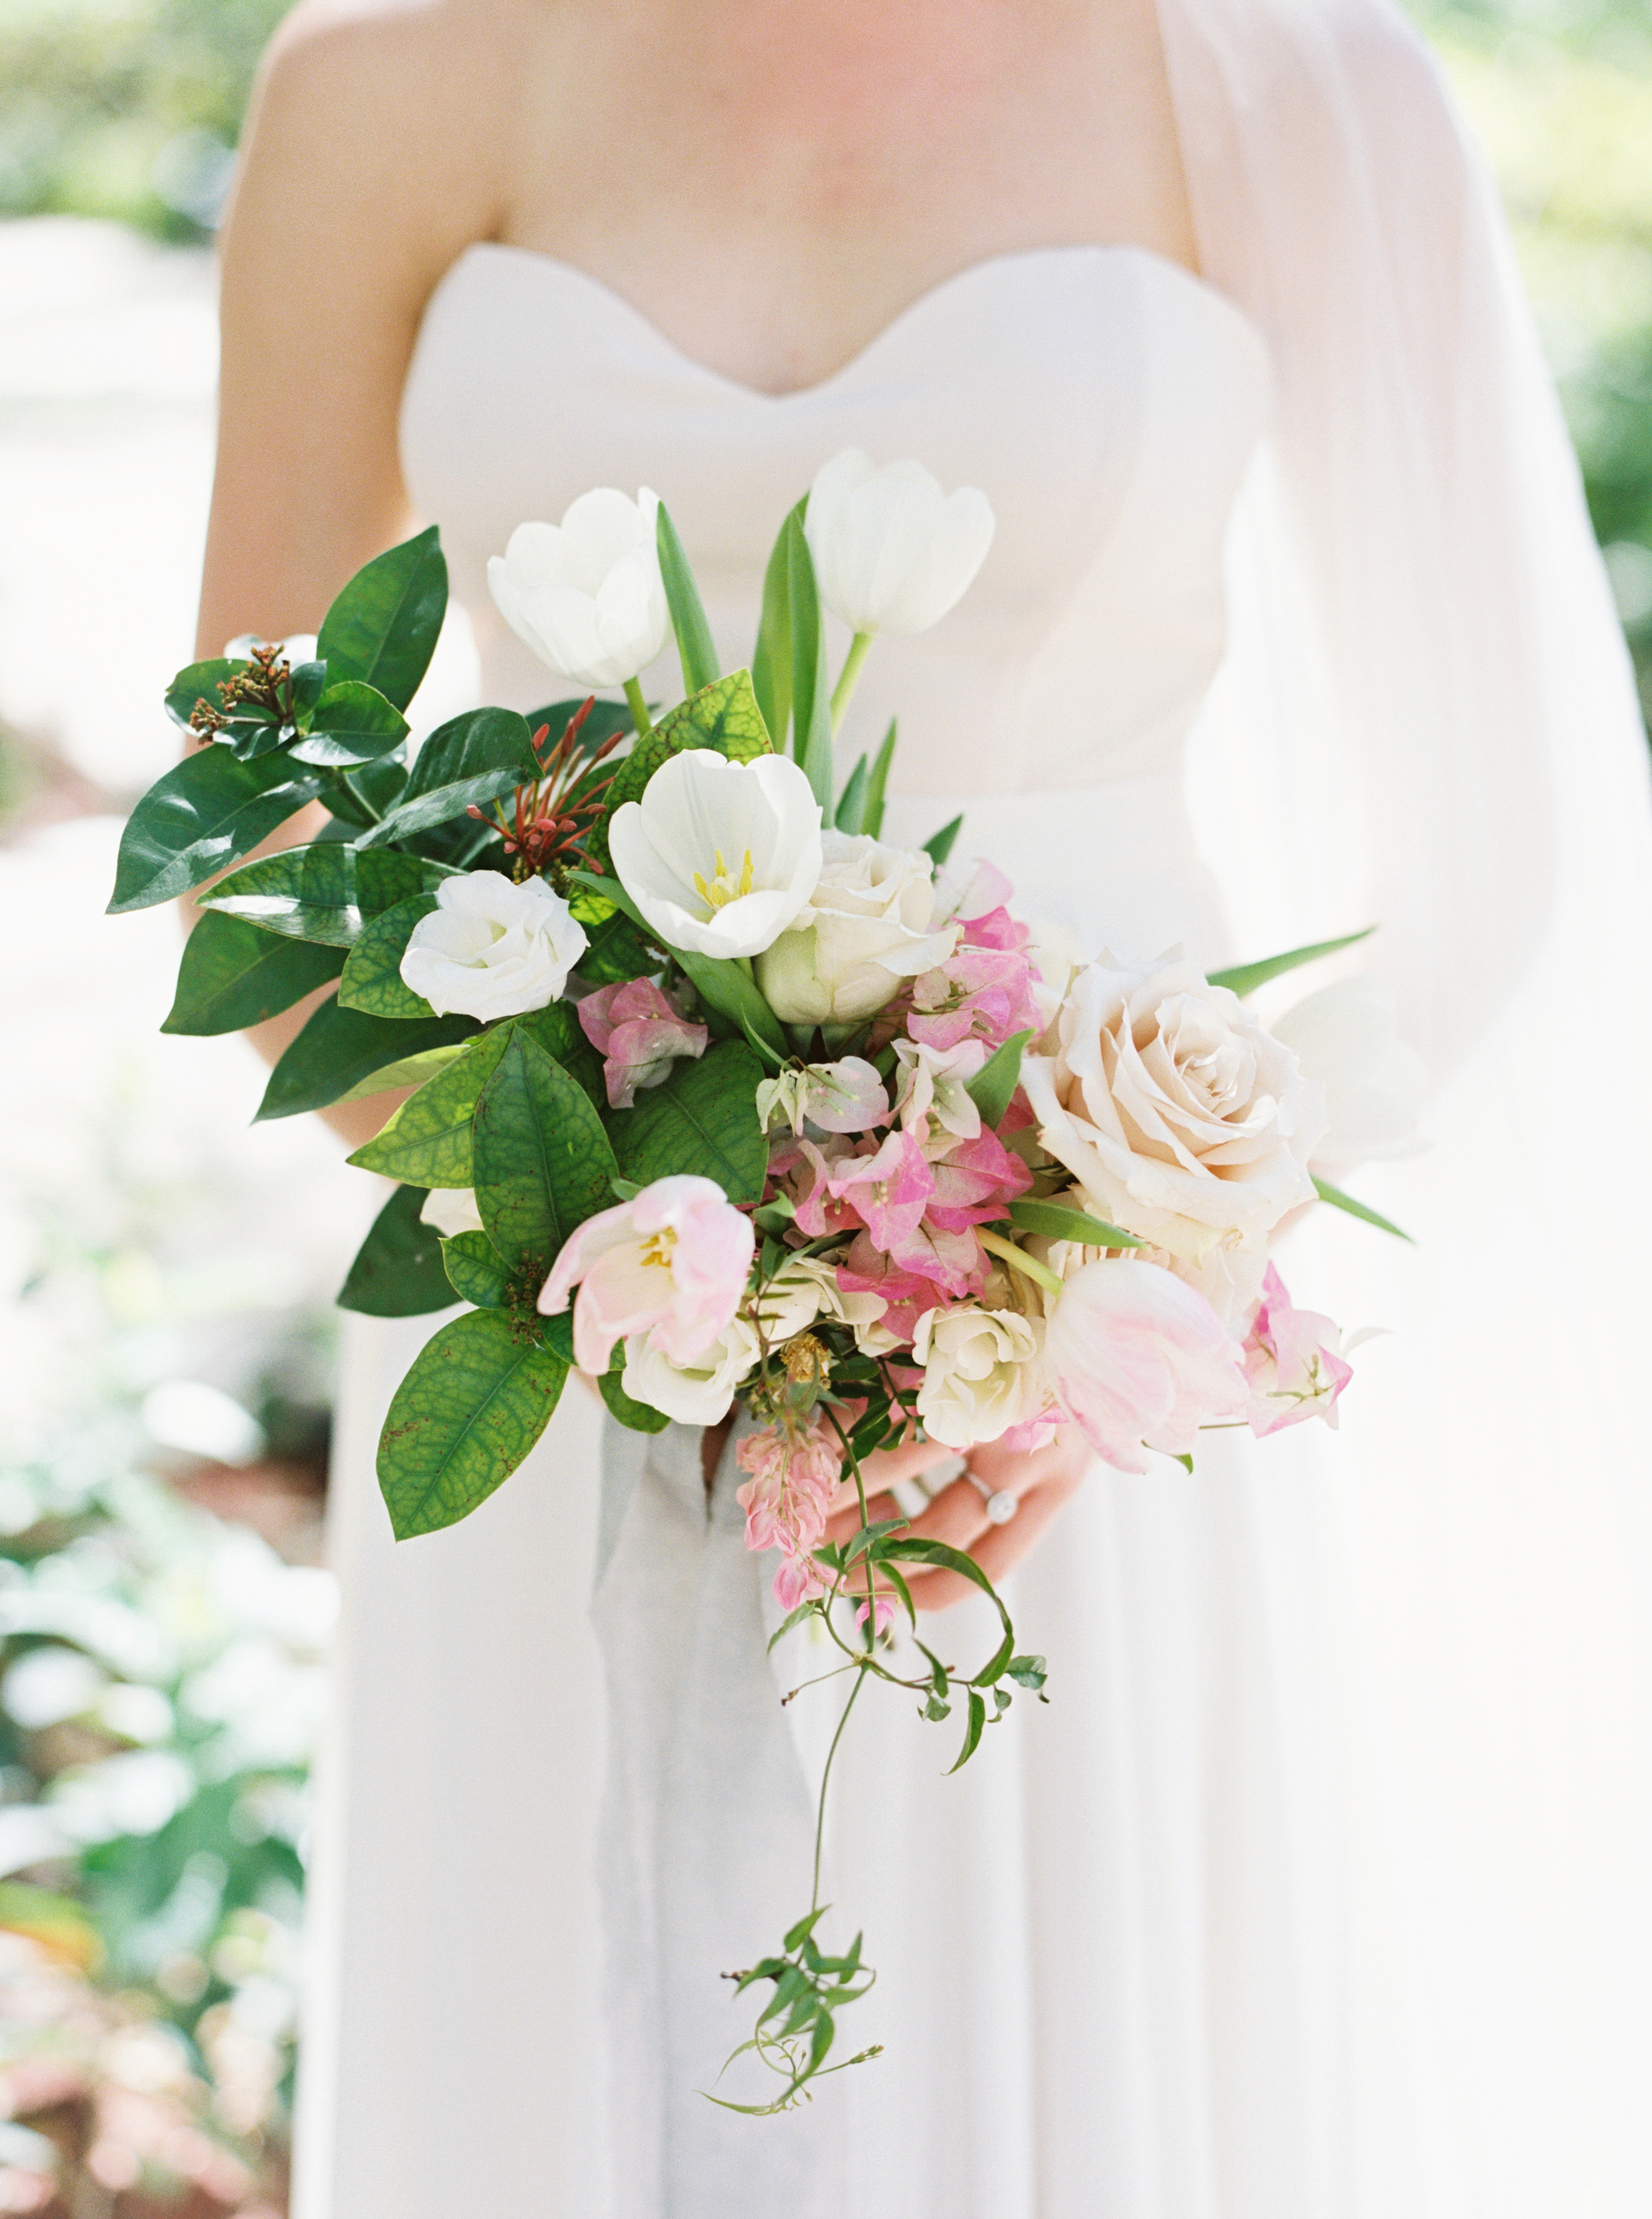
<box><xmin>639</xmin><ymin>1229</ymin><xmax>677</xmax><ymax>1271</ymax></box>
<box><xmin>692</xmin><ymin>846</ymin><xmax>757</xmax><ymax>913</ymax></box>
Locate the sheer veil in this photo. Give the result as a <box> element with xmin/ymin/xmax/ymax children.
<box><xmin>1164</xmin><ymin>0</ymin><xmax>1652</xmax><ymax>2202</ymax></box>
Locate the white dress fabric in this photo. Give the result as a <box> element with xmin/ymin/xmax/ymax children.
<box><xmin>293</xmin><ymin>5</ymin><xmax>1652</xmax><ymax>2214</ymax></box>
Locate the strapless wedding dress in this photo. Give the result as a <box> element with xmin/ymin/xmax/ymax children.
<box><xmin>293</xmin><ymin>246</ymin><xmax>1467</xmax><ymax>2218</ymax></box>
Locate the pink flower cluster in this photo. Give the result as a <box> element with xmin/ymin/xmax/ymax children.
<box><xmin>735</xmin><ymin>1416</ymin><xmax>843</xmax><ymax>1609</ymax></box>
<box><xmin>1241</xmin><ymin>1265</ymin><xmax>1354</xmax><ymax>1435</ymax></box>
<box><xmin>906</xmin><ymin>864</ymin><xmax>1043</xmax><ymax>1054</ymax></box>
<box><xmin>577</xmin><ymin>977</ymin><xmax>708</xmax><ymax>1109</ymax></box>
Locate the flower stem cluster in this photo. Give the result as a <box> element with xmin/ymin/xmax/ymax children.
<box><xmin>465</xmin><ymin>697</ymin><xmax>623</xmax><ymax>884</ymax></box>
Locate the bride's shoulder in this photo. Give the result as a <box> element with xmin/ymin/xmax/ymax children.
<box><xmin>254</xmin><ymin>0</ymin><xmax>534</xmax><ymax>141</ymax></box>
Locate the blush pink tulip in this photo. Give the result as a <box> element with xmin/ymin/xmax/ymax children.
<box><xmin>1044</xmin><ymin>1258</ymin><xmax>1248</xmax><ymax>1474</ymax></box>
<box><xmin>537</xmin><ymin>1173</ymin><xmax>754</xmax><ymax>1375</ymax></box>
<box><xmin>1242</xmin><ymin>1264</ymin><xmax>1354</xmax><ymax>1436</ymax></box>
<box><xmin>577</xmin><ymin>978</ymin><xmax>708</xmax><ymax>1110</ymax></box>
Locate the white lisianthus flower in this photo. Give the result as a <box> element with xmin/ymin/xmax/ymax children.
<box><xmin>419</xmin><ymin>1187</ymin><xmax>484</xmax><ymax>1238</ymax></box>
<box><xmin>487</xmin><ymin>489</ymin><xmax>668</xmax><ymax>689</ymax></box>
<box><xmin>913</xmin><ymin>1304</ymin><xmax>1045</xmax><ymax>1449</ymax></box>
<box><xmin>399</xmin><ymin>871</ymin><xmax>588</xmax><ymax>1021</ymax></box>
<box><xmin>621</xmin><ymin>1316</ymin><xmax>760</xmax><ymax>1426</ymax></box>
<box><xmin>608</xmin><ymin>749</ymin><xmax>823</xmax><ymax>960</ymax></box>
<box><xmin>1270</xmin><ymin>977</ymin><xmax>1427</xmax><ymax>1176</ymax></box>
<box><xmin>755</xmin><ymin>832</ymin><xmax>959</xmax><ymax>1025</ymax></box>
<box><xmin>1021</xmin><ymin>950</ymin><xmax>1324</xmax><ymax>1321</ymax></box>
<box><xmin>805</xmin><ymin>449</ymin><xmax>996</xmax><ymax>635</ymax></box>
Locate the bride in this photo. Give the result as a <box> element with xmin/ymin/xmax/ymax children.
<box><xmin>197</xmin><ymin>0</ymin><xmax>1652</xmax><ymax>2212</ymax></box>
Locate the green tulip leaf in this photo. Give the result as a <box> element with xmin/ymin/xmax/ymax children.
<box><xmin>1206</xmin><ymin>928</ymin><xmax>1375</xmax><ymax>999</ymax></box>
<box><xmin>922</xmin><ymin>814</ymin><xmax>963</xmax><ymax>868</ymax></box>
<box><xmin>611</xmin><ymin>1037</ymin><xmax>766</xmax><ymax>1204</ymax></box>
<box><xmin>1312</xmin><ymin>1174</ymin><xmax>1413</xmax><ymax>1242</ymax></box>
<box><xmin>656</xmin><ymin>500</ymin><xmax>721</xmax><ymax>696</ymax></box>
<box><xmin>287</xmin><ymin>680</ymin><xmax>410</xmax><ymax>767</ymax></box>
<box><xmin>862</xmin><ymin>719</ymin><xmax>898</xmax><ymax>841</ymax></box>
<box><xmin>1006</xmin><ymin>1197</ymin><xmax>1143</xmax><ymax>1249</ymax></box>
<box><xmin>317</xmin><ymin>525</ymin><xmax>447</xmax><ymax>711</ymax></box>
<box><xmin>107</xmin><ymin>747</ymin><xmax>326</xmax><ymax>913</ymax></box>
<box><xmin>751</xmin><ymin>500</ymin><xmax>803</xmax><ymax>759</ymax></box>
<box><xmin>377</xmin><ymin>1307</ymin><xmax>567</xmax><ymax>1538</ymax></box>
<box><xmin>337</xmin><ymin>892</ymin><xmax>440</xmax><ymax>1017</ymax></box>
<box><xmin>347</xmin><ymin>1023</ymin><xmax>516</xmax><ymax>1185</ymax></box>
<box><xmin>440</xmin><ymin>1230</ymin><xmax>512</xmax><ymax>1310</ymax></box>
<box><xmin>200</xmin><ymin>842</ymin><xmax>435</xmax><ymax>946</ymax></box>
<box><xmin>355</xmin><ymin>707</ymin><xmax>539</xmax><ymax>848</ymax></box>
<box><xmin>834</xmin><ymin>751</ymin><xmax>870</xmax><ymax>835</ymax></box>
<box><xmin>162</xmin><ymin>910</ymin><xmax>345</xmax><ymax>1036</ymax></box>
<box><xmin>338</xmin><ymin>1183</ymin><xmax>458</xmax><ymax>1317</ymax></box>
<box><xmin>257</xmin><ymin>998</ymin><xmax>475</xmax><ymax>1122</ymax></box>
<box><xmin>963</xmin><ymin>1028</ymin><xmax>1034</xmax><ymax>1129</ymax></box>
<box><xmin>473</xmin><ymin>1031</ymin><xmax>619</xmax><ymax>1274</ymax></box>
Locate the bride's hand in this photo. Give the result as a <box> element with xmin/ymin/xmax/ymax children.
<box><xmin>821</xmin><ymin>1426</ymin><xmax>1090</xmax><ymax>1613</ymax></box>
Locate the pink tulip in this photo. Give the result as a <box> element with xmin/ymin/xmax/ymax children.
<box><xmin>1241</xmin><ymin>1264</ymin><xmax>1354</xmax><ymax>1437</ymax></box>
<box><xmin>1045</xmin><ymin>1259</ymin><xmax>1248</xmax><ymax>1474</ymax></box>
<box><xmin>537</xmin><ymin>1173</ymin><xmax>754</xmax><ymax>1375</ymax></box>
<box><xmin>577</xmin><ymin>978</ymin><xmax>708</xmax><ymax>1110</ymax></box>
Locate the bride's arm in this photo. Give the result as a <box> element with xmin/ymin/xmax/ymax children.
<box><xmin>189</xmin><ymin>0</ymin><xmax>520</xmax><ymax>1144</ymax></box>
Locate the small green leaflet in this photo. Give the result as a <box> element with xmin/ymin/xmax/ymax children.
<box><xmin>1006</xmin><ymin>1197</ymin><xmax>1143</xmax><ymax>1248</ymax></box>
<box><xmin>598</xmin><ymin>1368</ymin><xmax>672</xmax><ymax>1434</ymax></box>
<box><xmin>337</xmin><ymin>892</ymin><xmax>440</xmax><ymax>1017</ymax></box>
<box><xmin>439</xmin><ymin>1230</ymin><xmax>512</xmax><ymax>1310</ymax></box>
<box><xmin>964</xmin><ymin>1028</ymin><xmax>1034</xmax><ymax>1128</ymax></box>
<box><xmin>287</xmin><ymin>679</ymin><xmax>409</xmax><ymax>767</ymax></box>
<box><xmin>337</xmin><ymin>1184</ymin><xmax>458</xmax><ymax>1318</ymax></box>
<box><xmin>1206</xmin><ymin>928</ymin><xmax>1375</xmax><ymax>998</ymax></box>
<box><xmin>1313</xmin><ymin>1174</ymin><xmax>1413</xmax><ymax>1242</ymax></box>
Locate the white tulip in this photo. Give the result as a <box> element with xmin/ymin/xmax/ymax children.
<box><xmin>607</xmin><ymin>748</ymin><xmax>823</xmax><ymax>960</ymax></box>
<box><xmin>621</xmin><ymin>1316</ymin><xmax>760</xmax><ymax>1426</ymax></box>
<box><xmin>399</xmin><ymin>870</ymin><xmax>588</xmax><ymax>1021</ymax></box>
<box><xmin>755</xmin><ymin>831</ymin><xmax>959</xmax><ymax>1025</ymax></box>
<box><xmin>419</xmin><ymin>1187</ymin><xmax>484</xmax><ymax>1238</ymax></box>
<box><xmin>804</xmin><ymin>449</ymin><xmax>995</xmax><ymax>636</ymax></box>
<box><xmin>1271</xmin><ymin>977</ymin><xmax>1427</xmax><ymax>1176</ymax></box>
<box><xmin>486</xmin><ymin>489</ymin><xmax>669</xmax><ymax>689</ymax></box>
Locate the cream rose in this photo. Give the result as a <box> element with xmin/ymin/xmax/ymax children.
<box><xmin>1021</xmin><ymin>951</ymin><xmax>1324</xmax><ymax>1320</ymax></box>
<box><xmin>755</xmin><ymin>832</ymin><xmax>959</xmax><ymax>1026</ymax></box>
<box><xmin>912</xmin><ymin>1304</ymin><xmax>1044</xmax><ymax>1449</ymax></box>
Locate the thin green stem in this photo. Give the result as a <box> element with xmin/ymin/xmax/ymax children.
<box><xmin>829</xmin><ymin>631</ymin><xmax>873</xmax><ymax>735</ymax></box>
<box><xmin>623</xmin><ymin>675</ymin><xmax>654</xmax><ymax>736</ymax></box>
<box><xmin>978</xmin><ymin>1227</ymin><xmax>1064</xmax><ymax>1298</ymax></box>
<box><xmin>811</xmin><ymin>1665</ymin><xmax>867</xmax><ymax>1913</ymax></box>
<box><xmin>336</xmin><ymin>772</ymin><xmax>382</xmax><ymax>824</ymax></box>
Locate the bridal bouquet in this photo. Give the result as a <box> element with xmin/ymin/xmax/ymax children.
<box><xmin>109</xmin><ymin>450</ymin><xmax>1416</xmax><ymax>2109</ymax></box>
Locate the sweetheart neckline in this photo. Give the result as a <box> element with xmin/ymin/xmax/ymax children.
<box><xmin>430</xmin><ymin>239</ymin><xmax>1267</xmax><ymax>405</ymax></box>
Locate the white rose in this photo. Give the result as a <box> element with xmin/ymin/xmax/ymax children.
<box><xmin>1270</xmin><ymin>977</ymin><xmax>1426</xmax><ymax>1176</ymax></box>
<box><xmin>913</xmin><ymin>1305</ymin><xmax>1043</xmax><ymax>1450</ymax></box>
<box><xmin>399</xmin><ymin>870</ymin><xmax>588</xmax><ymax>1022</ymax></box>
<box><xmin>621</xmin><ymin>1316</ymin><xmax>760</xmax><ymax>1426</ymax></box>
<box><xmin>609</xmin><ymin>749</ymin><xmax>823</xmax><ymax>961</ymax></box>
<box><xmin>804</xmin><ymin>449</ymin><xmax>996</xmax><ymax>636</ymax></box>
<box><xmin>487</xmin><ymin>489</ymin><xmax>668</xmax><ymax>689</ymax></box>
<box><xmin>755</xmin><ymin>832</ymin><xmax>959</xmax><ymax>1025</ymax></box>
<box><xmin>419</xmin><ymin>1187</ymin><xmax>484</xmax><ymax>1238</ymax></box>
<box><xmin>1021</xmin><ymin>950</ymin><xmax>1324</xmax><ymax>1321</ymax></box>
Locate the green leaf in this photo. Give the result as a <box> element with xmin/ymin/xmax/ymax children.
<box><xmin>949</xmin><ymin>1689</ymin><xmax>988</xmax><ymax>1774</ymax></box>
<box><xmin>323</xmin><ymin>753</ymin><xmax>409</xmax><ymax>830</ymax></box>
<box><xmin>377</xmin><ymin>1308</ymin><xmax>567</xmax><ymax>1538</ymax></box>
<box><xmin>317</xmin><ymin>524</ymin><xmax>447</xmax><ymax>711</ymax></box>
<box><xmin>1206</xmin><ymin>928</ymin><xmax>1375</xmax><ymax>998</ymax></box>
<box><xmin>834</xmin><ymin>752</ymin><xmax>870</xmax><ymax>835</ymax></box>
<box><xmin>473</xmin><ymin>1032</ymin><xmax>619</xmax><ymax>1272</ymax></box>
<box><xmin>1312</xmin><ymin>1174</ymin><xmax>1413</xmax><ymax>1242</ymax></box>
<box><xmin>355</xmin><ymin>708</ymin><xmax>538</xmax><ymax>849</ymax></box>
<box><xmin>574</xmin><ymin>903</ymin><xmax>658</xmax><ymax>988</ymax></box>
<box><xmin>107</xmin><ymin>747</ymin><xmax>325</xmax><ymax>913</ymax></box>
<box><xmin>440</xmin><ymin>1230</ymin><xmax>512</xmax><ymax>1309</ymax></box>
<box><xmin>1004</xmin><ymin>1653</ymin><xmax>1048</xmax><ymax>1690</ymax></box>
<box><xmin>862</xmin><ymin>720</ymin><xmax>898</xmax><ymax>840</ymax></box>
<box><xmin>337</xmin><ymin>1183</ymin><xmax>457</xmax><ymax>1317</ymax></box>
<box><xmin>200</xmin><ymin>843</ymin><xmax>433</xmax><ymax>946</ymax></box>
<box><xmin>598</xmin><ymin>1368</ymin><xmax>672</xmax><ymax>1433</ymax></box>
<box><xmin>654</xmin><ymin>668</ymin><xmax>772</xmax><ymax>762</ymax></box>
<box><xmin>923</xmin><ymin>814</ymin><xmax>963</xmax><ymax>868</ymax></box>
<box><xmin>567</xmin><ymin>868</ymin><xmax>787</xmax><ymax>1057</ymax></box>
<box><xmin>656</xmin><ymin>500</ymin><xmax>720</xmax><ymax>695</ymax></box>
<box><xmin>337</xmin><ymin>892</ymin><xmax>439</xmax><ymax>1016</ymax></box>
<box><xmin>1006</xmin><ymin>1197</ymin><xmax>1144</xmax><ymax>1249</ymax></box>
<box><xmin>612</xmin><ymin>1039</ymin><xmax>766</xmax><ymax>1203</ymax></box>
<box><xmin>785</xmin><ymin>512</ymin><xmax>834</xmax><ymax>809</ymax></box>
<box><xmin>751</xmin><ymin>502</ymin><xmax>802</xmax><ymax>754</ymax></box>
<box><xmin>164</xmin><ymin>657</ymin><xmax>244</xmax><ymax>729</ymax></box>
<box><xmin>347</xmin><ymin>1024</ymin><xmax>516</xmax><ymax>1183</ymax></box>
<box><xmin>257</xmin><ymin>998</ymin><xmax>475</xmax><ymax>1121</ymax></box>
<box><xmin>287</xmin><ymin>680</ymin><xmax>410</xmax><ymax>767</ymax></box>
<box><xmin>333</xmin><ymin>1037</ymin><xmax>470</xmax><ymax>1105</ymax></box>
<box><xmin>964</xmin><ymin>1028</ymin><xmax>1034</xmax><ymax>1128</ymax></box>
<box><xmin>514</xmin><ymin>1000</ymin><xmax>607</xmax><ymax>1112</ymax></box>
<box><xmin>162</xmin><ymin>910</ymin><xmax>343</xmax><ymax>1036</ymax></box>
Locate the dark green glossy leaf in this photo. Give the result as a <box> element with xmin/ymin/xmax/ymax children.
<box><xmin>573</xmin><ymin>902</ymin><xmax>658</xmax><ymax>987</ymax></box>
<box><xmin>526</xmin><ymin>698</ymin><xmax>635</xmax><ymax>752</ymax></box>
<box><xmin>107</xmin><ymin>747</ymin><xmax>325</xmax><ymax>913</ymax></box>
<box><xmin>377</xmin><ymin>1308</ymin><xmax>567</xmax><ymax>1538</ymax></box>
<box><xmin>287</xmin><ymin>680</ymin><xmax>410</xmax><ymax>767</ymax></box>
<box><xmin>514</xmin><ymin>1000</ymin><xmax>607</xmax><ymax>1112</ymax></box>
<box><xmin>356</xmin><ymin>707</ymin><xmax>538</xmax><ymax>849</ymax></box>
<box><xmin>200</xmin><ymin>842</ymin><xmax>432</xmax><ymax>946</ymax></box>
<box><xmin>964</xmin><ymin>1028</ymin><xmax>1034</xmax><ymax>1128</ymax></box>
<box><xmin>164</xmin><ymin>657</ymin><xmax>245</xmax><ymax>729</ymax></box>
<box><xmin>317</xmin><ymin>525</ymin><xmax>447</xmax><ymax>710</ymax></box>
<box><xmin>1006</xmin><ymin>1196</ymin><xmax>1143</xmax><ymax>1249</ymax></box>
<box><xmin>598</xmin><ymin>1368</ymin><xmax>672</xmax><ymax>1433</ymax></box>
<box><xmin>337</xmin><ymin>892</ymin><xmax>439</xmax><ymax>1016</ymax></box>
<box><xmin>347</xmin><ymin>1024</ymin><xmax>515</xmax><ymax>1183</ymax></box>
<box><xmin>162</xmin><ymin>910</ymin><xmax>343</xmax><ymax>1036</ymax></box>
<box><xmin>1206</xmin><ymin>928</ymin><xmax>1375</xmax><ymax>998</ymax></box>
<box><xmin>323</xmin><ymin>753</ymin><xmax>410</xmax><ymax>830</ymax></box>
<box><xmin>257</xmin><ymin>998</ymin><xmax>475</xmax><ymax>1121</ymax></box>
<box><xmin>923</xmin><ymin>814</ymin><xmax>963</xmax><ymax>868</ymax></box>
<box><xmin>337</xmin><ymin>1183</ymin><xmax>457</xmax><ymax>1317</ymax></box>
<box><xmin>656</xmin><ymin>500</ymin><xmax>720</xmax><ymax>695</ymax></box>
<box><xmin>1313</xmin><ymin>1174</ymin><xmax>1413</xmax><ymax>1242</ymax></box>
<box><xmin>440</xmin><ymin>1230</ymin><xmax>512</xmax><ymax>1309</ymax></box>
<box><xmin>290</xmin><ymin>659</ymin><xmax>327</xmax><ymax>717</ymax></box>
<box><xmin>862</xmin><ymin>720</ymin><xmax>897</xmax><ymax>841</ymax></box>
<box><xmin>473</xmin><ymin>1031</ymin><xmax>618</xmax><ymax>1273</ymax></box>
<box><xmin>611</xmin><ymin>1038</ymin><xmax>766</xmax><ymax>1204</ymax></box>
